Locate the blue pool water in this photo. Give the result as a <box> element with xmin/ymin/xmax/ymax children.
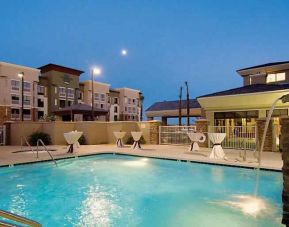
<box><xmin>0</xmin><ymin>154</ymin><xmax>283</xmax><ymax>226</ymax></box>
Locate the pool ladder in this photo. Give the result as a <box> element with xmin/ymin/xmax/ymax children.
<box><xmin>36</xmin><ymin>139</ymin><xmax>57</xmax><ymax>166</ymax></box>
<box><xmin>0</xmin><ymin>209</ymin><xmax>41</xmax><ymax>227</ymax></box>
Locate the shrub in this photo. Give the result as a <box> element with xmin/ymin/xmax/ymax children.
<box><xmin>28</xmin><ymin>132</ymin><xmax>51</xmax><ymax>146</ymax></box>
<box><xmin>78</xmin><ymin>135</ymin><xmax>86</xmax><ymax>145</ymax></box>
<box><xmin>126</xmin><ymin>136</ymin><xmax>146</xmax><ymax>145</ymax></box>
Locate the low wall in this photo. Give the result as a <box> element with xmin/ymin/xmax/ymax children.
<box><xmin>6</xmin><ymin>120</ymin><xmax>161</xmax><ymax>145</ymax></box>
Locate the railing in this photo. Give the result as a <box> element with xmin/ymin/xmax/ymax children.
<box><xmin>36</xmin><ymin>139</ymin><xmax>57</xmax><ymax>166</ymax></box>
<box><xmin>159</xmin><ymin>125</ymin><xmax>197</xmax><ymax>145</ymax></box>
<box><xmin>208</xmin><ymin>125</ymin><xmax>257</xmax><ymax>150</ymax></box>
<box><xmin>21</xmin><ymin>136</ymin><xmax>35</xmax><ymax>154</ymax></box>
<box><xmin>0</xmin><ymin>126</ymin><xmax>6</xmax><ymax>145</ymax></box>
<box><xmin>0</xmin><ymin>209</ymin><xmax>41</xmax><ymax>227</ymax></box>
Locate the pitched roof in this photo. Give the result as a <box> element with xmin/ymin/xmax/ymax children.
<box><xmin>38</xmin><ymin>63</ymin><xmax>84</xmax><ymax>75</ymax></box>
<box><xmin>146</xmin><ymin>99</ymin><xmax>201</xmax><ymax>112</ymax></box>
<box><xmin>237</xmin><ymin>61</ymin><xmax>289</xmax><ymax>72</ymax></box>
<box><xmin>198</xmin><ymin>83</ymin><xmax>289</xmax><ymax>98</ymax></box>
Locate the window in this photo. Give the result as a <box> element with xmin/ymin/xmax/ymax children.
<box><xmin>266</xmin><ymin>72</ymin><xmax>286</xmax><ymax>83</ymax></box>
<box><xmin>114</xmin><ymin>115</ymin><xmax>118</xmax><ymax>121</ymax></box>
<box><xmin>100</xmin><ymin>94</ymin><xmax>105</xmax><ymax>101</ymax></box>
<box><xmin>11</xmin><ymin>108</ymin><xmax>20</xmax><ymax>119</ymax></box>
<box><xmin>60</xmin><ymin>100</ymin><xmax>66</xmax><ymax>108</ymax></box>
<box><xmin>38</xmin><ymin>85</ymin><xmax>45</xmax><ymax>95</ymax></box>
<box><xmin>128</xmin><ymin>98</ymin><xmax>131</xmax><ymax>104</ymax></box>
<box><xmin>132</xmin><ymin>99</ymin><xmax>135</xmax><ymax>104</ymax></box>
<box><xmin>100</xmin><ymin>103</ymin><xmax>104</xmax><ymax>109</ymax></box>
<box><xmin>38</xmin><ymin>99</ymin><xmax>44</xmax><ymax>108</ymax></box>
<box><xmin>23</xmin><ymin>82</ymin><xmax>31</xmax><ymax>92</ymax></box>
<box><xmin>68</xmin><ymin>100</ymin><xmax>73</xmax><ymax>106</ymax></box>
<box><xmin>11</xmin><ymin>80</ymin><xmax>20</xmax><ymax>91</ymax></box>
<box><xmin>114</xmin><ymin>97</ymin><xmax>118</xmax><ymax>104</ymax></box>
<box><xmin>266</xmin><ymin>109</ymin><xmax>288</xmax><ymax>117</ymax></box>
<box><xmin>23</xmin><ymin>109</ymin><xmax>31</xmax><ymax>119</ymax></box>
<box><xmin>78</xmin><ymin>91</ymin><xmax>83</xmax><ymax>100</ymax></box>
<box><xmin>94</xmin><ymin>93</ymin><xmax>99</xmax><ymax>100</ymax></box>
<box><xmin>38</xmin><ymin>111</ymin><xmax>44</xmax><ymax>119</ymax></box>
<box><xmin>125</xmin><ymin>107</ymin><xmax>127</xmax><ymax>112</ymax></box>
<box><xmin>128</xmin><ymin>107</ymin><xmax>131</xmax><ymax>113</ymax></box>
<box><xmin>59</xmin><ymin>87</ymin><xmax>66</xmax><ymax>97</ymax></box>
<box><xmin>67</xmin><ymin>88</ymin><xmax>74</xmax><ymax>99</ymax></box>
<box><xmin>11</xmin><ymin>94</ymin><xmax>20</xmax><ymax>105</ymax></box>
<box><xmin>23</xmin><ymin>96</ymin><xmax>30</xmax><ymax>105</ymax></box>
<box><xmin>114</xmin><ymin>106</ymin><xmax>118</xmax><ymax>113</ymax></box>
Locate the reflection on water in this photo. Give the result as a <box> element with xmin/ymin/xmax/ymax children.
<box><xmin>217</xmin><ymin>195</ymin><xmax>274</xmax><ymax>217</ymax></box>
<box><xmin>122</xmin><ymin>158</ymin><xmax>149</xmax><ymax>167</ymax></box>
<box><xmin>76</xmin><ymin>185</ymin><xmax>121</xmax><ymax>227</ymax></box>
<box><xmin>9</xmin><ymin>184</ymin><xmax>28</xmax><ymax>217</ymax></box>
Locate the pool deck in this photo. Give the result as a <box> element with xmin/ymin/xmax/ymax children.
<box><xmin>0</xmin><ymin>144</ymin><xmax>283</xmax><ymax>171</ymax></box>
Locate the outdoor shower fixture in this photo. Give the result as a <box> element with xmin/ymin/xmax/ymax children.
<box><xmin>258</xmin><ymin>93</ymin><xmax>289</xmax><ymax>168</ymax></box>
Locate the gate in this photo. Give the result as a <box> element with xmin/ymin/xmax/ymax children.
<box><xmin>208</xmin><ymin>125</ymin><xmax>256</xmax><ymax>150</ymax></box>
<box><xmin>159</xmin><ymin>126</ymin><xmax>196</xmax><ymax>145</ymax></box>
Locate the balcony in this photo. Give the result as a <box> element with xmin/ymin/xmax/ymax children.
<box><xmin>59</xmin><ymin>93</ymin><xmax>66</xmax><ymax>98</ymax></box>
<box><xmin>23</xmin><ymin>100</ymin><xmax>30</xmax><ymax>106</ymax></box>
<box><xmin>23</xmin><ymin>114</ymin><xmax>31</xmax><ymax>120</ymax></box>
<box><xmin>11</xmin><ymin>99</ymin><xmax>20</xmax><ymax>105</ymax></box>
<box><xmin>11</xmin><ymin>114</ymin><xmax>19</xmax><ymax>119</ymax></box>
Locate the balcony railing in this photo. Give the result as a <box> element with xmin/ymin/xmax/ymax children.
<box><xmin>59</xmin><ymin>93</ymin><xmax>66</xmax><ymax>98</ymax></box>
<box><xmin>11</xmin><ymin>99</ymin><xmax>20</xmax><ymax>105</ymax></box>
<box><xmin>23</xmin><ymin>114</ymin><xmax>31</xmax><ymax>120</ymax></box>
<box><xmin>11</xmin><ymin>114</ymin><xmax>20</xmax><ymax>119</ymax></box>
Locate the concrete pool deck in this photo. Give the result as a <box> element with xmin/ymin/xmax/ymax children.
<box><xmin>0</xmin><ymin>144</ymin><xmax>283</xmax><ymax>171</ymax></box>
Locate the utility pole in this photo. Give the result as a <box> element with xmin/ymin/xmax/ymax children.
<box><xmin>178</xmin><ymin>86</ymin><xmax>182</xmax><ymax>126</ymax></box>
<box><xmin>185</xmin><ymin>81</ymin><xmax>190</xmax><ymax>126</ymax></box>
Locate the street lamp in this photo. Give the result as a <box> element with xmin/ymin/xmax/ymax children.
<box><xmin>18</xmin><ymin>72</ymin><xmax>24</xmax><ymax>121</ymax></box>
<box><xmin>91</xmin><ymin>67</ymin><xmax>102</xmax><ymax>120</ymax></box>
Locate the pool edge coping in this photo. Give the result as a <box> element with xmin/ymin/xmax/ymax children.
<box><xmin>0</xmin><ymin>151</ymin><xmax>282</xmax><ymax>172</ymax></box>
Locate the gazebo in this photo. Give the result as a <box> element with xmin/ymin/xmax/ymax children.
<box><xmin>53</xmin><ymin>103</ymin><xmax>108</xmax><ymax>121</ymax></box>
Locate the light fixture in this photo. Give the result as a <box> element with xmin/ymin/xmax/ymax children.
<box><xmin>121</xmin><ymin>49</ymin><xmax>127</xmax><ymax>56</ymax></box>
<box><xmin>18</xmin><ymin>72</ymin><xmax>24</xmax><ymax>78</ymax></box>
<box><xmin>92</xmin><ymin>67</ymin><xmax>102</xmax><ymax>76</ymax></box>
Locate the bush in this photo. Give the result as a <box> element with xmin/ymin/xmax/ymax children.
<box><xmin>28</xmin><ymin>132</ymin><xmax>51</xmax><ymax>146</ymax></box>
<box><xmin>126</xmin><ymin>136</ymin><xmax>146</xmax><ymax>145</ymax></box>
<box><xmin>78</xmin><ymin>135</ymin><xmax>86</xmax><ymax>145</ymax></box>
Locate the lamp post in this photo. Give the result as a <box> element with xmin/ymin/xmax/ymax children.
<box><xmin>18</xmin><ymin>72</ymin><xmax>24</xmax><ymax>121</ymax></box>
<box><xmin>185</xmin><ymin>81</ymin><xmax>190</xmax><ymax>126</ymax></box>
<box><xmin>91</xmin><ymin>67</ymin><xmax>101</xmax><ymax>120</ymax></box>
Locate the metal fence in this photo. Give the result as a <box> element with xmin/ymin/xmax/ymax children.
<box><xmin>208</xmin><ymin>125</ymin><xmax>257</xmax><ymax>150</ymax></box>
<box><xmin>159</xmin><ymin>126</ymin><xmax>196</xmax><ymax>145</ymax></box>
<box><xmin>0</xmin><ymin>125</ymin><xmax>6</xmax><ymax>145</ymax></box>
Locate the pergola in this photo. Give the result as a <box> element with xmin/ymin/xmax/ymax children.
<box><xmin>53</xmin><ymin>103</ymin><xmax>108</xmax><ymax>121</ymax></box>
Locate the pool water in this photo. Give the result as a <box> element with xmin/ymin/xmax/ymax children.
<box><xmin>0</xmin><ymin>154</ymin><xmax>283</xmax><ymax>226</ymax></box>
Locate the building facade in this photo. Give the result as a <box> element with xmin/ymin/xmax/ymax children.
<box><xmin>0</xmin><ymin>62</ymin><xmax>40</xmax><ymax>124</ymax></box>
<box><xmin>38</xmin><ymin>64</ymin><xmax>84</xmax><ymax>121</ymax></box>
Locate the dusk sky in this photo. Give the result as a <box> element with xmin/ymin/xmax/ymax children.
<box><xmin>1</xmin><ymin>0</ymin><xmax>289</xmax><ymax>112</ymax></box>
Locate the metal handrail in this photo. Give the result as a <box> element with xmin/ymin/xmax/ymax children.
<box><xmin>21</xmin><ymin>136</ymin><xmax>35</xmax><ymax>155</ymax></box>
<box><xmin>0</xmin><ymin>209</ymin><xmax>41</xmax><ymax>227</ymax></box>
<box><xmin>36</xmin><ymin>139</ymin><xmax>57</xmax><ymax>166</ymax></box>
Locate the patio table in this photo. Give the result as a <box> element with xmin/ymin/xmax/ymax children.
<box><xmin>131</xmin><ymin>132</ymin><xmax>143</xmax><ymax>149</ymax></box>
<box><xmin>187</xmin><ymin>132</ymin><xmax>206</xmax><ymax>151</ymax></box>
<box><xmin>113</xmin><ymin>131</ymin><xmax>126</xmax><ymax>148</ymax></box>
<box><xmin>208</xmin><ymin>133</ymin><xmax>226</xmax><ymax>159</ymax></box>
<box><xmin>64</xmin><ymin>131</ymin><xmax>83</xmax><ymax>153</ymax></box>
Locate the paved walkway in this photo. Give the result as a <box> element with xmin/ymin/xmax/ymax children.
<box><xmin>0</xmin><ymin>144</ymin><xmax>283</xmax><ymax>171</ymax></box>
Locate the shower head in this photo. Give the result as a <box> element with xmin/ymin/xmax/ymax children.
<box><xmin>281</xmin><ymin>94</ymin><xmax>289</xmax><ymax>103</ymax></box>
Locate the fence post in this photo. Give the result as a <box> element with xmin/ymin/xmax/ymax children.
<box><xmin>196</xmin><ymin>119</ymin><xmax>209</xmax><ymax>148</ymax></box>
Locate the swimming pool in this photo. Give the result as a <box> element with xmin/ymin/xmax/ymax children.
<box><xmin>0</xmin><ymin>154</ymin><xmax>283</xmax><ymax>226</ymax></box>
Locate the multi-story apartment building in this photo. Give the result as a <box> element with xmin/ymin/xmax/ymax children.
<box><xmin>0</xmin><ymin>62</ymin><xmax>40</xmax><ymax>124</ymax></box>
<box><xmin>79</xmin><ymin>81</ymin><xmax>110</xmax><ymax>121</ymax></box>
<box><xmin>0</xmin><ymin>61</ymin><xmax>143</xmax><ymax>123</ymax></box>
<box><xmin>116</xmin><ymin>88</ymin><xmax>142</xmax><ymax>121</ymax></box>
<box><xmin>109</xmin><ymin>89</ymin><xmax>120</xmax><ymax>121</ymax></box>
<box><xmin>38</xmin><ymin>63</ymin><xmax>83</xmax><ymax>121</ymax></box>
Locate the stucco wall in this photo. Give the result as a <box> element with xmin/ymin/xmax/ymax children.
<box><xmin>7</xmin><ymin>120</ymin><xmax>160</xmax><ymax>145</ymax></box>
